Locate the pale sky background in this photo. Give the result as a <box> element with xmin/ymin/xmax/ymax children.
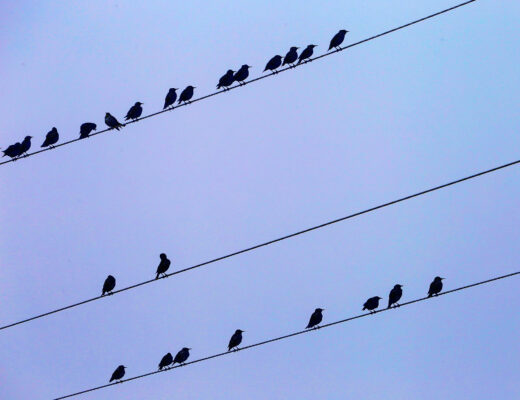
<box><xmin>1</xmin><ymin>1</ymin><xmax>519</xmax><ymax>399</ymax></box>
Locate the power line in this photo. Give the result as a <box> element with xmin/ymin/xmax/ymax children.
<box><xmin>54</xmin><ymin>270</ymin><xmax>519</xmax><ymax>400</ymax></box>
<box><xmin>0</xmin><ymin>0</ymin><xmax>476</xmax><ymax>168</ymax></box>
<box><xmin>1</xmin><ymin>156</ymin><xmax>517</xmax><ymax>332</ymax></box>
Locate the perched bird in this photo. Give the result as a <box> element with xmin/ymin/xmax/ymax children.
<box><xmin>217</xmin><ymin>69</ymin><xmax>235</xmax><ymax>90</ymax></box>
<box><xmin>328</xmin><ymin>29</ymin><xmax>349</xmax><ymax>50</ymax></box>
<box><xmin>233</xmin><ymin>65</ymin><xmax>251</xmax><ymax>85</ymax></box>
<box><xmin>388</xmin><ymin>284</ymin><xmax>403</xmax><ymax>308</ymax></box>
<box><xmin>306</xmin><ymin>308</ymin><xmax>324</xmax><ymax>329</ymax></box>
<box><xmin>283</xmin><ymin>47</ymin><xmax>299</xmax><ymax>67</ymax></box>
<box><xmin>178</xmin><ymin>86</ymin><xmax>196</xmax><ymax>104</ymax></box>
<box><xmin>264</xmin><ymin>55</ymin><xmax>283</xmax><ymax>73</ymax></box>
<box><xmin>428</xmin><ymin>276</ymin><xmax>444</xmax><ymax>297</ymax></box>
<box><xmin>228</xmin><ymin>329</ymin><xmax>244</xmax><ymax>351</ymax></box>
<box><xmin>19</xmin><ymin>136</ymin><xmax>32</xmax><ymax>156</ymax></box>
<box><xmin>41</xmin><ymin>127</ymin><xmax>59</xmax><ymax>148</ymax></box>
<box><xmin>105</xmin><ymin>113</ymin><xmax>124</xmax><ymax>130</ymax></box>
<box><xmin>298</xmin><ymin>45</ymin><xmax>317</xmax><ymax>64</ymax></box>
<box><xmin>79</xmin><ymin>122</ymin><xmax>97</xmax><ymax>138</ymax></box>
<box><xmin>109</xmin><ymin>365</ymin><xmax>126</xmax><ymax>382</ymax></box>
<box><xmin>163</xmin><ymin>88</ymin><xmax>178</xmax><ymax>109</ymax></box>
<box><xmin>158</xmin><ymin>352</ymin><xmax>173</xmax><ymax>370</ymax></box>
<box><xmin>102</xmin><ymin>275</ymin><xmax>116</xmax><ymax>296</ymax></box>
<box><xmin>155</xmin><ymin>253</ymin><xmax>171</xmax><ymax>279</ymax></box>
<box><xmin>363</xmin><ymin>296</ymin><xmax>382</xmax><ymax>313</ymax></box>
<box><xmin>173</xmin><ymin>347</ymin><xmax>191</xmax><ymax>365</ymax></box>
<box><xmin>2</xmin><ymin>142</ymin><xmax>22</xmax><ymax>159</ymax></box>
<box><xmin>125</xmin><ymin>102</ymin><xmax>143</xmax><ymax>121</ymax></box>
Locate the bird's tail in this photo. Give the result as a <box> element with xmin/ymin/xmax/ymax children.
<box><xmin>156</xmin><ymin>273</ymin><xmax>160</xmax><ymax>279</ymax></box>
<box><xmin>387</xmin><ymin>301</ymin><xmax>392</xmax><ymax>309</ymax></box>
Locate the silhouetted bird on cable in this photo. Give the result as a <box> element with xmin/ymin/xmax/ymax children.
<box><xmin>105</xmin><ymin>113</ymin><xmax>124</xmax><ymax>130</ymax></box>
<box><xmin>328</xmin><ymin>29</ymin><xmax>348</xmax><ymax>50</ymax></box>
<box><xmin>233</xmin><ymin>65</ymin><xmax>251</xmax><ymax>85</ymax></box>
<box><xmin>125</xmin><ymin>102</ymin><xmax>143</xmax><ymax>121</ymax></box>
<box><xmin>102</xmin><ymin>275</ymin><xmax>116</xmax><ymax>296</ymax></box>
<box><xmin>41</xmin><ymin>127</ymin><xmax>59</xmax><ymax>148</ymax></box>
<box><xmin>428</xmin><ymin>276</ymin><xmax>444</xmax><ymax>297</ymax></box>
<box><xmin>388</xmin><ymin>284</ymin><xmax>403</xmax><ymax>308</ymax></box>
<box><xmin>228</xmin><ymin>329</ymin><xmax>244</xmax><ymax>351</ymax></box>
<box><xmin>178</xmin><ymin>86</ymin><xmax>195</xmax><ymax>104</ymax></box>
<box><xmin>155</xmin><ymin>253</ymin><xmax>171</xmax><ymax>279</ymax></box>
<box><xmin>2</xmin><ymin>142</ymin><xmax>22</xmax><ymax>159</ymax></box>
<box><xmin>19</xmin><ymin>136</ymin><xmax>32</xmax><ymax>156</ymax></box>
<box><xmin>283</xmin><ymin>47</ymin><xmax>299</xmax><ymax>67</ymax></box>
<box><xmin>298</xmin><ymin>45</ymin><xmax>317</xmax><ymax>64</ymax></box>
<box><xmin>306</xmin><ymin>308</ymin><xmax>324</xmax><ymax>329</ymax></box>
<box><xmin>264</xmin><ymin>55</ymin><xmax>283</xmax><ymax>73</ymax></box>
<box><xmin>163</xmin><ymin>88</ymin><xmax>178</xmax><ymax>109</ymax></box>
<box><xmin>173</xmin><ymin>347</ymin><xmax>191</xmax><ymax>365</ymax></box>
<box><xmin>363</xmin><ymin>296</ymin><xmax>382</xmax><ymax>313</ymax></box>
<box><xmin>109</xmin><ymin>365</ymin><xmax>126</xmax><ymax>382</ymax></box>
<box><xmin>217</xmin><ymin>69</ymin><xmax>235</xmax><ymax>90</ymax></box>
<box><xmin>79</xmin><ymin>122</ymin><xmax>97</xmax><ymax>138</ymax></box>
<box><xmin>158</xmin><ymin>352</ymin><xmax>173</xmax><ymax>370</ymax></box>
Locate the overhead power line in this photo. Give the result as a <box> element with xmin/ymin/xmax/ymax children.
<box><xmin>0</xmin><ymin>0</ymin><xmax>476</xmax><ymax>167</ymax></box>
<box><xmin>54</xmin><ymin>271</ymin><xmax>520</xmax><ymax>400</ymax></box>
<box><xmin>1</xmin><ymin>156</ymin><xmax>517</xmax><ymax>333</ymax></box>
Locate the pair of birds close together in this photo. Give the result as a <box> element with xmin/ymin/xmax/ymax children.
<box><xmin>2</xmin><ymin>135</ymin><xmax>33</xmax><ymax>159</ymax></box>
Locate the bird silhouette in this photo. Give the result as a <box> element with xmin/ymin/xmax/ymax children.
<box><xmin>79</xmin><ymin>123</ymin><xmax>97</xmax><ymax>138</ymax></box>
<box><xmin>125</xmin><ymin>102</ymin><xmax>143</xmax><ymax>121</ymax></box>
<box><xmin>19</xmin><ymin>136</ymin><xmax>32</xmax><ymax>156</ymax></box>
<box><xmin>2</xmin><ymin>142</ymin><xmax>22</xmax><ymax>159</ymax></box>
<box><xmin>217</xmin><ymin>69</ymin><xmax>235</xmax><ymax>90</ymax></box>
<box><xmin>102</xmin><ymin>275</ymin><xmax>116</xmax><ymax>296</ymax></box>
<box><xmin>328</xmin><ymin>29</ymin><xmax>348</xmax><ymax>50</ymax></box>
<box><xmin>228</xmin><ymin>329</ymin><xmax>244</xmax><ymax>351</ymax></box>
<box><xmin>41</xmin><ymin>127</ymin><xmax>59</xmax><ymax>148</ymax></box>
<box><xmin>105</xmin><ymin>113</ymin><xmax>125</xmax><ymax>130</ymax></box>
<box><xmin>173</xmin><ymin>347</ymin><xmax>191</xmax><ymax>365</ymax></box>
<box><xmin>163</xmin><ymin>88</ymin><xmax>178</xmax><ymax>109</ymax></box>
<box><xmin>306</xmin><ymin>308</ymin><xmax>324</xmax><ymax>329</ymax></box>
<box><xmin>428</xmin><ymin>276</ymin><xmax>444</xmax><ymax>297</ymax></box>
<box><xmin>283</xmin><ymin>47</ymin><xmax>299</xmax><ymax>67</ymax></box>
<box><xmin>233</xmin><ymin>65</ymin><xmax>251</xmax><ymax>85</ymax></box>
<box><xmin>109</xmin><ymin>365</ymin><xmax>126</xmax><ymax>382</ymax></box>
<box><xmin>298</xmin><ymin>45</ymin><xmax>317</xmax><ymax>64</ymax></box>
<box><xmin>363</xmin><ymin>296</ymin><xmax>382</xmax><ymax>313</ymax></box>
<box><xmin>264</xmin><ymin>55</ymin><xmax>283</xmax><ymax>73</ymax></box>
<box><xmin>178</xmin><ymin>86</ymin><xmax>195</xmax><ymax>104</ymax></box>
<box><xmin>155</xmin><ymin>253</ymin><xmax>171</xmax><ymax>279</ymax></box>
<box><xmin>388</xmin><ymin>284</ymin><xmax>403</xmax><ymax>308</ymax></box>
<box><xmin>158</xmin><ymin>352</ymin><xmax>173</xmax><ymax>370</ymax></box>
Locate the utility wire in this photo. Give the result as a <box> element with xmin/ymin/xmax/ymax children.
<box><xmin>0</xmin><ymin>0</ymin><xmax>476</xmax><ymax>167</ymax></box>
<box><xmin>54</xmin><ymin>270</ymin><xmax>520</xmax><ymax>400</ymax></box>
<box><xmin>1</xmin><ymin>156</ymin><xmax>518</xmax><ymax>332</ymax></box>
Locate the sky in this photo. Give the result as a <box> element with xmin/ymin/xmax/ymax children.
<box><xmin>1</xmin><ymin>0</ymin><xmax>519</xmax><ymax>399</ymax></box>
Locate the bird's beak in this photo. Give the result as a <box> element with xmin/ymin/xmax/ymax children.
<box><xmin>441</xmin><ymin>277</ymin><xmax>445</xmax><ymax>280</ymax></box>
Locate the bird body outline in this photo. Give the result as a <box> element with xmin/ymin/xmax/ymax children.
<box><xmin>173</xmin><ymin>347</ymin><xmax>191</xmax><ymax>365</ymax></box>
<box><xmin>41</xmin><ymin>127</ymin><xmax>59</xmax><ymax>148</ymax></box>
<box><xmin>158</xmin><ymin>352</ymin><xmax>173</xmax><ymax>370</ymax></box>
<box><xmin>155</xmin><ymin>253</ymin><xmax>171</xmax><ymax>279</ymax></box>
<box><xmin>2</xmin><ymin>142</ymin><xmax>22</xmax><ymax>159</ymax></box>
<box><xmin>109</xmin><ymin>365</ymin><xmax>126</xmax><ymax>382</ymax></box>
<box><xmin>306</xmin><ymin>308</ymin><xmax>324</xmax><ymax>329</ymax></box>
<box><xmin>217</xmin><ymin>69</ymin><xmax>235</xmax><ymax>90</ymax></box>
<box><xmin>298</xmin><ymin>44</ymin><xmax>317</xmax><ymax>64</ymax></box>
<box><xmin>102</xmin><ymin>275</ymin><xmax>116</xmax><ymax>296</ymax></box>
<box><xmin>428</xmin><ymin>276</ymin><xmax>444</xmax><ymax>297</ymax></box>
<box><xmin>328</xmin><ymin>29</ymin><xmax>348</xmax><ymax>51</ymax></box>
<box><xmin>163</xmin><ymin>88</ymin><xmax>178</xmax><ymax>109</ymax></box>
<box><xmin>178</xmin><ymin>86</ymin><xmax>195</xmax><ymax>104</ymax></box>
<box><xmin>19</xmin><ymin>136</ymin><xmax>32</xmax><ymax>156</ymax></box>
<box><xmin>125</xmin><ymin>102</ymin><xmax>143</xmax><ymax>121</ymax></box>
<box><xmin>233</xmin><ymin>65</ymin><xmax>251</xmax><ymax>85</ymax></box>
<box><xmin>388</xmin><ymin>284</ymin><xmax>403</xmax><ymax>308</ymax></box>
<box><xmin>283</xmin><ymin>47</ymin><xmax>299</xmax><ymax>67</ymax></box>
<box><xmin>105</xmin><ymin>113</ymin><xmax>125</xmax><ymax>130</ymax></box>
<box><xmin>363</xmin><ymin>296</ymin><xmax>382</xmax><ymax>313</ymax></box>
<box><xmin>228</xmin><ymin>329</ymin><xmax>244</xmax><ymax>351</ymax></box>
<box><xmin>79</xmin><ymin>122</ymin><xmax>97</xmax><ymax>138</ymax></box>
<box><xmin>264</xmin><ymin>55</ymin><xmax>283</xmax><ymax>73</ymax></box>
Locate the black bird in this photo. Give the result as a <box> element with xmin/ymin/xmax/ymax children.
<box><xmin>233</xmin><ymin>65</ymin><xmax>251</xmax><ymax>85</ymax></box>
<box><xmin>19</xmin><ymin>136</ymin><xmax>32</xmax><ymax>156</ymax></box>
<box><xmin>178</xmin><ymin>86</ymin><xmax>196</xmax><ymax>104</ymax></box>
<box><xmin>163</xmin><ymin>88</ymin><xmax>178</xmax><ymax>109</ymax></box>
<box><xmin>2</xmin><ymin>142</ymin><xmax>22</xmax><ymax>159</ymax></box>
<box><xmin>328</xmin><ymin>29</ymin><xmax>349</xmax><ymax>51</ymax></box>
<box><xmin>158</xmin><ymin>352</ymin><xmax>173</xmax><ymax>370</ymax></box>
<box><xmin>388</xmin><ymin>284</ymin><xmax>403</xmax><ymax>308</ymax></box>
<box><xmin>217</xmin><ymin>69</ymin><xmax>235</xmax><ymax>90</ymax></box>
<box><xmin>41</xmin><ymin>127</ymin><xmax>59</xmax><ymax>148</ymax></box>
<box><xmin>173</xmin><ymin>347</ymin><xmax>191</xmax><ymax>365</ymax></box>
<box><xmin>102</xmin><ymin>275</ymin><xmax>116</xmax><ymax>296</ymax></box>
<box><xmin>109</xmin><ymin>365</ymin><xmax>126</xmax><ymax>382</ymax></box>
<box><xmin>264</xmin><ymin>55</ymin><xmax>283</xmax><ymax>73</ymax></box>
<box><xmin>79</xmin><ymin>122</ymin><xmax>97</xmax><ymax>138</ymax></box>
<box><xmin>155</xmin><ymin>253</ymin><xmax>171</xmax><ymax>279</ymax></box>
<box><xmin>125</xmin><ymin>102</ymin><xmax>143</xmax><ymax>121</ymax></box>
<box><xmin>306</xmin><ymin>308</ymin><xmax>324</xmax><ymax>329</ymax></box>
<box><xmin>228</xmin><ymin>329</ymin><xmax>244</xmax><ymax>351</ymax></box>
<box><xmin>363</xmin><ymin>296</ymin><xmax>382</xmax><ymax>313</ymax></box>
<box><xmin>298</xmin><ymin>45</ymin><xmax>317</xmax><ymax>64</ymax></box>
<box><xmin>428</xmin><ymin>276</ymin><xmax>444</xmax><ymax>297</ymax></box>
<box><xmin>283</xmin><ymin>47</ymin><xmax>299</xmax><ymax>67</ymax></box>
<box><xmin>105</xmin><ymin>113</ymin><xmax>124</xmax><ymax>130</ymax></box>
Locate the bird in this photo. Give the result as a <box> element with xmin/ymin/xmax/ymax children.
<box><xmin>283</xmin><ymin>47</ymin><xmax>299</xmax><ymax>67</ymax></box>
<box><xmin>328</xmin><ymin>29</ymin><xmax>349</xmax><ymax>51</ymax></box>
<box><xmin>125</xmin><ymin>102</ymin><xmax>143</xmax><ymax>121</ymax></box>
<box><xmin>19</xmin><ymin>136</ymin><xmax>32</xmax><ymax>156</ymax></box>
<box><xmin>2</xmin><ymin>142</ymin><xmax>22</xmax><ymax>159</ymax></box>
<box><xmin>158</xmin><ymin>352</ymin><xmax>173</xmax><ymax>370</ymax></box>
<box><xmin>306</xmin><ymin>308</ymin><xmax>324</xmax><ymax>329</ymax></box>
<box><xmin>363</xmin><ymin>296</ymin><xmax>382</xmax><ymax>313</ymax></box>
<box><xmin>388</xmin><ymin>284</ymin><xmax>403</xmax><ymax>308</ymax></box>
<box><xmin>178</xmin><ymin>86</ymin><xmax>195</xmax><ymax>104</ymax></box>
<box><xmin>79</xmin><ymin>122</ymin><xmax>97</xmax><ymax>138</ymax></box>
<box><xmin>163</xmin><ymin>88</ymin><xmax>178</xmax><ymax>109</ymax></box>
<box><xmin>428</xmin><ymin>276</ymin><xmax>444</xmax><ymax>297</ymax></box>
<box><xmin>264</xmin><ymin>55</ymin><xmax>283</xmax><ymax>73</ymax></box>
<box><xmin>109</xmin><ymin>365</ymin><xmax>126</xmax><ymax>382</ymax></box>
<box><xmin>155</xmin><ymin>253</ymin><xmax>171</xmax><ymax>279</ymax></box>
<box><xmin>102</xmin><ymin>275</ymin><xmax>116</xmax><ymax>296</ymax></box>
<box><xmin>173</xmin><ymin>347</ymin><xmax>191</xmax><ymax>365</ymax></box>
<box><xmin>298</xmin><ymin>45</ymin><xmax>317</xmax><ymax>64</ymax></box>
<box><xmin>228</xmin><ymin>329</ymin><xmax>244</xmax><ymax>351</ymax></box>
<box><xmin>233</xmin><ymin>65</ymin><xmax>251</xmax><ymax>85</ymax></box>
<box><xmin>41</xmin><ymin>127</ymin><xmax>59</xmax><ymax>148</ymax></box>
<box><xmin>105</xmin><ymin>113</ymin><xmax>125</xmax><ymax>130</ymax></box>
<box><xmin>217</xmin><ymin>69</ymin><xmax>235</xmax><ymax>90</ymax></box>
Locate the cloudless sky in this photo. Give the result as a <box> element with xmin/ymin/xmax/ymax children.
<box><xmin>1</xmin><ymin>1</ymin><xmax>519</xmax><ymax>399</ymax></box>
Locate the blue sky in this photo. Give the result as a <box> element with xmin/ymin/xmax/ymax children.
<box><xmin>1</xmin><ymin>1</ymin><xmax>519</xmax><ymax>399</ymax></box>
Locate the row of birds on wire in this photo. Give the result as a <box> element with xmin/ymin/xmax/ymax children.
<box><xmin>108</xmin><ymin>275</ymin><xmax>445</xmax><ymax>383</ymax></box>
<box><xmin>1</xmin><ymin>30</ymin><xmax>350</xmax><ymax>161</ymax></box>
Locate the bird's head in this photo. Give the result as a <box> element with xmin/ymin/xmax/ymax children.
<box><xmin>315</xmin><ymin>308</ymin><xmax>324</xmax><ymax>312</ymax></box>
<box><xmin>310</xmin><ymin>44</ymin><xmax>318</xmax><ymax>48</ymax></box>
<box><xmin>290</xmin><ymin>46</ymin><xmax>299</xmax><ymax>51</ymax></box>
<box><xmin>236</xmin><ymin>329</ymin><xmax>244</xmax><ymax>333</ymax></box>
<box><xmin>395</xmin><ymin>284</ymin><xmax>403</xmax><ymax>288</ymax></box>
<box><xmin>339</xmin><ymin>29</ymin><xmax>348</xmax><ymax>34</ymax></box>
<box><xmin>52</xmin><ymin>127</ymin><xmax>57</xmax><ymax>131</ymax></box>
<box><xmin>136</xmin><ymin>101</ymin><xmax>143</xmax><ymax>106</ymax></box>
<box><xmin>171</xmin><ymin>88</ymin><xmax>178</xmax><ymax>91</ymax></box>
<box><xmin>24</xmin><ymin>136</ymin><xmax>32</xmax><ymax>140</ymax></box>
<box><xmin>187</xmin><ymin>86</ymin><xmax>195</xmax><ymax>89</ymax></box>
<box><xmin>120</xmin><ymin>365</ymin><xmax>126</xmax><ymax>369</ymax></box>
<box><xmin>108</xmin><ymin>275</ymin><xmax>115</xmax><ymax>279</ymax></box>
<box><xmin>227</xmin><ymin>69</ymin><xmax>235</xmax><ymax>74</ymax></box>
<box><xmin>435</xmin><ymin>276</ymin><xmax>444</xmax><ymax>281</ymax></box>
<box><xmin>376</xmin><ymin>296</ymin><xmax>383</xmax><ymax>300</ymax></box>
<box><xmin>105</xmin><ymin>112</ymin><xmax>110</xmax><ymax>116</ymax></box>
<box><xmin>159</xmin><ymin>253</ymin><xmax>167</xmax><ymax>259</ymax></box>
<box><xmin>183</xmin><ymin>347</ymin><xmax>191</xmax><ymax>351</ymax></box>
<box><xmin>242</xmin><ymin>64</ymin><xmax>251</xmax><ymax>69</ymax></box>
